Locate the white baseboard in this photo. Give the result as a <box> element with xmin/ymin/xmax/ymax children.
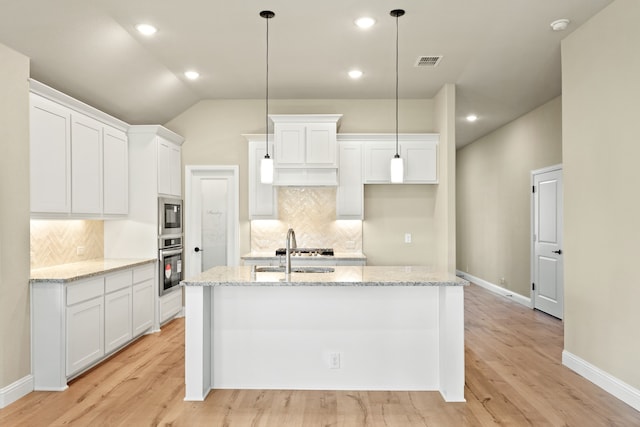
<box><xmin>456</xmin><ymin>270</ymin><xmax>532</xmax><ymax>308</ymax></box>
<box><xmin>562</xmin><ymin>350</ymin><xmax>640</xmax><ymax>412</ymax></box>
<box><xmin>0</xmin><ymin>375</ymin><xmax>33</xmax><ymax>409</ymax></box>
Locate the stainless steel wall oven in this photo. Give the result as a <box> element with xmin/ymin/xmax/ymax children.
<box><xmin>159</xmin><ymin>236</ymin><xmax>183</xmax><ymax>296</ymax></box>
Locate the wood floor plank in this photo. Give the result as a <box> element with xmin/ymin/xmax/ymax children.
<box><xmin>2</xmin><ymin>283</ymin><xmax>639</xmax><ymax>426</ymax></box>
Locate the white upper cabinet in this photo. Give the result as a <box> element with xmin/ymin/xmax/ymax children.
<box><xmin>71</xmin><ymin>113</ymin><xmax>103</xmax><ymax>214</ymax></box>
<box><xmin>270</xmin><ymin>114</ymin><xmax>342</xmax><ymax>186</ymax></box>
<box><xmin>363</xmin><ymin>141</ymin><xmax>396</xmax><ymax>184</ymax></box>
<box><xmin>29</xmin><ymin>81</ymin><xmax>129</xmax><ymax>217</ymax></box>
<box><xmin>401</xmin><ymin>140</ymin><xmax>438</xmax><ymax>183</ymax></box>
<box><xmin>336</xmin><ymin>141</ymin><xmax>363</xmax><ymax>220</ymax></box>
<box><xmin>30</xmin><ymin>93</ymin><xmax>71</xmax><ymax>213</ymax></box>
<box><xmin>157</xmin><ymin>137</ymin><xmax>182</xmax><ymax>197</ymax></box>
<box><xmin>103</xmin><ymin>127</ymin><xmax>129</xmax><ymax>215</ymax></box>
<box><xmin>246</xmin><ymin>135</ymin><xmax>278</xmax><ymax>219</ymax></box>
<box><xmin>361</xmin><ymin>134</ymin><xmax>439</xmax><ymax>184</ymax></box>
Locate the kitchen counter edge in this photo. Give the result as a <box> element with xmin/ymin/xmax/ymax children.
<box><xmin>30</xmin><ymin>258</ymin><xmax>156</xmax><ymax>284</ymax></box>
<box><xmin>182</xmin><ymin>266</ymin><xmax>468</xmax><ymax>287</ymax></box>
<box><xmin>241</xmin><ymin>252</ymin><xmax>367</xmax><ymax>261</ymax></box>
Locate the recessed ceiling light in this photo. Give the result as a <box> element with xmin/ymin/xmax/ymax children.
<box><xmin>348</xmin><ymin>70</ymin><xmax>363</xmax><ymax>79</ymax></box>
<box><xmin>550</xmin><ymin>19</ymin><xmax>570</xmax><ymax>31</ymax></box>
<box><xmin>355</xmin><ymin>17</ymin><xmax>376</xmax><ymax>29</ymax></box>
<box><xmin>466</xmin><ymin>114</ymin><xmax>478</xmax><ymax>122</ymax></box>
<box><xmin>184</xmin><ymin>71</ymin><xmax>200</xmax><ymax>80</ymax></box>
<box><xmin>135</xmin><ymin>24</ymin><xmax>157</xmax><ymax>36</ymax></box>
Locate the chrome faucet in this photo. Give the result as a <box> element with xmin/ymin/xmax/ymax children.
<box><xmin>285</xmin><ymin>228</ymin><xmax>297</xmax><ymax>274</ymax></box>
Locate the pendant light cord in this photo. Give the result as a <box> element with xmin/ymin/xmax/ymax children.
<box><xmin>265</xmin><ymin>13</ymin><xmax>270</xmax><ymax>158</ymax></box>
<box><xmin>396</xmin><ymin>15</ymin><xmax>399</xmax><ymax>157</ymax></box>
<box><xmin>260</xmin><ymin>11</ymin><xmax>275</xmax><ymax>158</ymax></box>
<box><xmin>394</xmin><ymin>10</ymin><xmax>401</xmax><ymax>158</ymax></box>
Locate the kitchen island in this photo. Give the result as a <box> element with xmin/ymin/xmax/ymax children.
<box><xmin>182</xmin><ymin>266</ymin><xmax>468</xmax><ymax>403</ymax></box>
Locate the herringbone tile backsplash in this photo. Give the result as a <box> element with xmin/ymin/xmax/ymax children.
<box><xmin>30</xmin><ymin>220</ymin><xmax>104</xmax><ymax>269</ymax></box>
<box><xmin>251</xmin><ymin>187</ymin><xmax>362</xmax><ymax>252</ymax></box>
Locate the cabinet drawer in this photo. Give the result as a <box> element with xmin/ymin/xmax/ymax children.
<box><xmin>67</xmin><ymin>277</ymin><xmax>104</xmax><ymax>306</ymax></box>
<box><xmin>105</xmin><ymin>270</ymin><xmax>133</xmax><ymax>293</ymax></box>
<box><xmin>133</xmin><ymin>264</ymin><xmax>155</xmax><ymax>284</ymax></box>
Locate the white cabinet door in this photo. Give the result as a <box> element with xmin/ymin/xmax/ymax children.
<box><xmin>66</xmin><ymin>296</ymin><xmax>104</xmax><ymax>376</ymax></box>
<box><xmin>157</xmin><ymin>138</ymin><xmax>171</xmax><ymax>195</ymax></box>
<box><xmin>248</xmin><ymin>140</ymin><xmax>278</xmax><ymax>219</ymax></box>
<box><xmin>169</xmin><ymin>143</ymin><xmax>182</xmax><ymax>196</ymax></box>
<box><xmin>105</xmin><ymin>287</ymin><xmax>133</xmax><ymax>354</ymax></box>
<box><xmin>159</xmin><ymin>289</ymin><xmax>182</xmax><ymax>324</ymax></box>
<box><xmin>158</xmin><ymin>137</ymin><xmax>182</xmax><ymax>197</ymax></box>
<box><xmin>103</xmin><ymin>127</ymin><xmax>129</xmax><ymax>214</ymax></box>
<box><xmin>71</xmin><ymin>114</ymin><xmax>103</xmax><ymax>214</ymax></box>
<box><xmin>306</xmin><ymin>123</ymin><xmax>337</xmax><ymax>166</ymax></box>
<box><xmin>363</xmin><ymin>141</ymin><xmax>395</xmax><ymax>183</ymax></box>
<box><xmin>274</xmin><ymin>123</ymin><xmax>306</xmax><ymax>166</ymax></box>
<box><xmin>30</xmin><ymin>93</ymin><xmax>71</xmax><ymax>213</ymax></box>
<box><xmin>132</xmin><ymin>278</ymin><xmax>154</xmax><ymax>337</ymax></box>
<box><xmin>274</xmin><ymin>123</ymin><xmax>337</xmax><ymax>168</ymax></box>
<box><xmin>336</xmin><ymin>142</ymin><xmax>363</xmax><ymax>219</ymax></box>
<box><xmin>401</xmin><ymin>141</ymin><xmax>438</xmax><ymax>183</ymax></box>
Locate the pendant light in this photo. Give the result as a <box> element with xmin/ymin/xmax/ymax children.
<box><xmin>260</xmin><ymin>10</ymin><xmax>275</xmax><ymax>184</ymax></box>
<box><xmin>390</xmin><ymin>9</ymin><xmax>405</xmax><ymax>184</ymax></box>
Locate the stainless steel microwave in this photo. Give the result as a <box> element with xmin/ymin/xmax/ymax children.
<box><xmin>158</xmin><ymin>197</ymin><xmax>182</xmax><ymax>236</ymax></box>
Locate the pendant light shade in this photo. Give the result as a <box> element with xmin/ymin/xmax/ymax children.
<box><xmin>260</xmin><ymin>10</ymin><xmax>275</xmax><ymax>184</ymax></box>
<box><xmin>389</xmin><ymin>9</ymin><xmax>405</xmax><ymax>184</ymax></box>
<box><xmin>390</xmin><ymin>155</ymin><xmax>404</xmax><ymax>183</ymax></box>
<box><xmin>260</xmin><ymin>156</ymin><xmax>274</xmax><ymax>183</ymax></box>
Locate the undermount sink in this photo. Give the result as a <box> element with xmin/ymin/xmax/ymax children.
<box><xmin>252</xmin><ymin>266</ymin><xmax>335</xmax><ymax>274</ymax></box>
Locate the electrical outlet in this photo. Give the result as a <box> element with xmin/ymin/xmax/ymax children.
<box><xmin>500</xmin><ymin>277</ymin><xmax>506</xmax><ymax>285</ymax></box>
<box><xmin>76</xmin><ymin>246</ymin><xmax>85</xmax><ymax>256</ymax></box>
<box><xmin>329</xmin><ymin>352</ymin><xmax>341</xmax><ymax>369</ymax></box>
<box><xmin>404</xmin><ymin>233</ymin><xmax>412</xmax><ymax>243</ymax></box>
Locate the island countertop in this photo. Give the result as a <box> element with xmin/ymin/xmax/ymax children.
<box><xmin>181</xmin><ymin>265</ymin><xmax>468</xmax><ymax>287</ymax></box>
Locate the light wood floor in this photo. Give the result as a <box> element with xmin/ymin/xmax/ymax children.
<box><xmin>2</xmin><ymin>283</ymin><xmax>639</xmax><ymax>426</ymax></box>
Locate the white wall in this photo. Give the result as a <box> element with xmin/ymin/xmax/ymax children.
<box><xmin>0</xmin><ymin>43</ymin><xmax>30</xmax><ymax>397</ymax></box>
<box><xmin>456</xmin><ymin>97</ymin><xmax>562</xmax><ymax>297</ymax></box>
<box><xmin>562</xmin><ymin>0</ymin><xmax>640</xmax><ymax>391</ymax></box>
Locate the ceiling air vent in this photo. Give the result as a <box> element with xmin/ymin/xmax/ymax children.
<box><xmin>415</xmin><ymin>55</ymin><xmax>442</xmax><ymax>67</ymax></box>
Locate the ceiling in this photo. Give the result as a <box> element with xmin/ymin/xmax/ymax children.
<box><xmin>0</xmin><ymin>0</ymin><xmax>612</xmax><ymax>147</ymax></box>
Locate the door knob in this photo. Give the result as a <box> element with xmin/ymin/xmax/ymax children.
<box><xmin>194</xmin><ymin>247</ymin><xmax>203</xmax><ymax>253</ymax></box>
<box><xmin>552</xmin><ymin>249</ymin><xmax>562</xmax><ymax>255</ymax></box>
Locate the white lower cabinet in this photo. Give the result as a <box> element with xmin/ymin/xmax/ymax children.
<box><xmin>133</xmin><ymin>279</ymin><xmax>154</xmax><ymax>337</ymax></box>
<box><xmin>66</xmin><ymin>296</ymin><xmax>104</xmax><ymax>377</ymax></box>
<box><xmin>104</xmin><ymin>287</ymin><xmax>133</xmax><ymax>354</ymax></box>
<box><xmin>32</xmin><ymin>262</ymin><xmax>156</xmax><ymax>390</ymax></box>
<box><xmin>159</xmin><ymin>289</ymin><xmax>183</xmax><ymax>324</ymax></box>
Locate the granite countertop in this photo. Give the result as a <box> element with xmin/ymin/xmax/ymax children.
<box><xmin>182</xmin><ymin>265</ymin><xmax>468</xmax><ymax>287</ymax></box>
<box><xmin>241</xmin><ymin>252</ymin><xmax>367</xmax><ymax>261</ymax></box>
<box><xmin>30</xmin><ymin>258</ymin><xmax>156</xmax><ymax>283</ymax></box>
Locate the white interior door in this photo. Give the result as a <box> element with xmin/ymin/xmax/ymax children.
<box><xmin>532</xmin><ymin>166</ymin><xmax>563</xmax><ymax>319</ymax></box>
<box><xmin>185</xmin><ymin>166</ymin><xmax>239</xmax><ymax>280</ymax></box>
